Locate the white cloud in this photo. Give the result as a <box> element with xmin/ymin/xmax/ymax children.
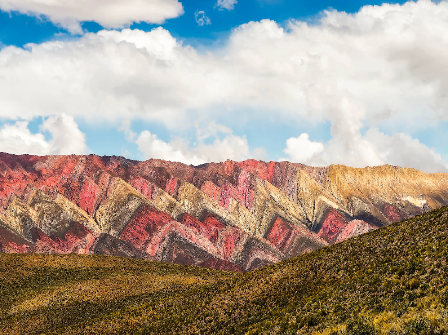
<box><xmin>196</xmin><ymin>121</ymin><xmax>232</xmax><ymax>141</ymax></box>
<box><xmin>195</xmin><ymin>10</ymin><xmax>211</xmax><ymax>26</ymax></box>
<box><xmin>283</xmin><ymin>129</ymin><xmax>448</xmax><ymax>173</ymax></box>
<box><xmin>0</xmin><ymin>121</ymin><xmax>49</xmax><ymax>155</ymax></box>
<box><xmin>42</xmin><ymin>114</ymin><xmax>88</xmax><ymax>155</ymax></box>
<box><xmin>364</xmin><ymin>129</ymin><xmax>448</xmax><ymax>173</ymax></box>
<box><xmin>282</xmin><ymin>71</ymin><xmax>448</xmax><ymax>172</ymax></box>
<box><xmin>1</xmin><ymin>1</ymin><xmax>448</xmax><ymax>170</ymax></box>
<box><xmin>0</xmin><ymin>0</ymin><xmax>184</xmax><ymax>34</ymax></box>
<box><xmin>2</xmin><ymin>1</ymin><xmax>448</xmax><ymax>128</ymax></box>
<box><xmin>216</xmin><ymin>0</ymin><xmax>238</xmax><ymax>10</ymax></box>
<box><xmin>283</xmin><ymin>134</ymin><xmax>324</xmax><ymax>164</ymax></box>
<box><xmin>136</xmin><ymin>123</ymin><xmax>265</xmax><ymax>165</ymax></box>
<box><xmin>0</xmin><ymin>115</ymin><xmax>88</xmax><ymax>155</ymax></box>
<box><xmin>118</xmin><ymin>119</ymin><xmax>137</xmax><ymax>141</ymax></box>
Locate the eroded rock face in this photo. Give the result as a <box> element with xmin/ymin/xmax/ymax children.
<box><xmin>0</xmin><ymin>153</ymin><xmax>447</xmax><ymax>272</ymax></box>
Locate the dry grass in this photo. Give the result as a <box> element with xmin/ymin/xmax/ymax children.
<box><xmin>2</xmin><ymin>206</ymin><xmax>448</xmax><ymax>334</ymax></box>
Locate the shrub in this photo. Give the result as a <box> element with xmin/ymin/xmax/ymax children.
<box><xmin>440</xmin><ymin>288</ymin><xmax>448</xmax><ymax>307</ymax></box>
<box><xmin>345</xmin><ymin>319</ymin><xmax>376</xmax><ymax>335</ymax></box>
<box><xmin>306</xmin><ymin>315</ymin><xmax>319</xmax><ymax>327</ymax></box>
<box><xmin>407</xmin><ymin>278</ymin><xmax>420</xmax><ymax>290</ymax></box>
<box><xmin>403</xmin><ymin>318</ymin><xmax>430</xmax><ymax>334</ymax></box>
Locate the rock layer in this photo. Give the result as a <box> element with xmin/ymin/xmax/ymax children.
<box><xmin>0</xmin><ymin>153</ymin><xmax>447</xmax><ymax>272</ymax></box>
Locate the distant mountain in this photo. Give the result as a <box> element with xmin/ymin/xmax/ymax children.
<box><xmin>0</xmin><ymin>152</ymin><xmax>447</xmax><ymax>271</ymax></box>
<box><xmin>2</xmin><ymin>203</ymin><xmax>448</xmax><ymax>334</ymax></box>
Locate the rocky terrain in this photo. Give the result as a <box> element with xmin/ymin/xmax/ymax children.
<box><xmin>0</xmin><ymin>152</ymin><xmax>447</xmax><ymax>272</ymax></box>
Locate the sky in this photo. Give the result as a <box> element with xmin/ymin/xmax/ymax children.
<box><xmin>0</xmin><ymin>0</ymin><xmax>447</xmax><ymax>173</ymax></box>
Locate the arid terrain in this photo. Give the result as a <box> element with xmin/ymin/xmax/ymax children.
<box><xmin>1</xmin><ymin>205</ymin><xmax>448</xmax><ymax>334</ymax></box>
<box><xmin>1</xmin><ymin>153</ymin><xmax>448</xmax><ymax>272</ymax></box>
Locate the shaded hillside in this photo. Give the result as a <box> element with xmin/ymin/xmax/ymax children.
<box><xmin>0</xmin><ymin>253</ymin><xmax>237</xmax><ymax>334</ymax></box>
<box><xmin>2</xmin><ymin>206</ymin><xmax>448</xmax><ymax>334</ymax></box>
<box><xmin>1</xmin><ymin>152</ymin><xmax>448</xmax><ymax>272</ymax></box>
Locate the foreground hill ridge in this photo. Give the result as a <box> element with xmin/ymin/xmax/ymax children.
<box><xmin>2</xmin><ymin>205</ymin><xmax>448</xmax><ymax>334</ymax></box>
<box><xmin>0</xmin><ymin>152</ymin><xmax>448</xmax><ymax>271</ymax></box>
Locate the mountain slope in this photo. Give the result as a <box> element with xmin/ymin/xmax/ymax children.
<box><xmin>0</xmin><ymin>153</ymin><xmax>448</xmax><ymax>272</ymax></box>
<box><xmin>0</xmin><ymin>253</ymin><xmax>236</xmax><ymax>335</ymax></box>
<box><xmin>1</xmin><ymin>205</ymin><xmax>448</xmax><ymax>334</ymax></box>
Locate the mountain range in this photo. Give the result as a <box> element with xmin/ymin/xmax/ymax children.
<box><xmin>1</xmin><ymin>152</ymin><xmax>448</xmax><ymax>272</ymax></box>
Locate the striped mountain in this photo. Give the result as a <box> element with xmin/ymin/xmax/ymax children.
<box><xmin>0</xmin><ymin>153</ymin><xmax>447</xmax><ymax>272</ymax></box>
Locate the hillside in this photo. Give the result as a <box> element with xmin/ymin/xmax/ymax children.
<box><xmin>2</xmin><ymin>205</ymin><xmax>448</xmax><ymax>334</ymax></box>
<box><xmin>1</xmin><ymin>153</ymin><xmax>448</xmax><ymax>272</ymax></box>
<box><xmin>0</xmin><ymin>253</ymin><xmax>237</xmax><ymax>334</ymax></box>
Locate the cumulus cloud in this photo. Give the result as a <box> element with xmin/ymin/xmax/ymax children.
<box><xmin>0</xmin><ymin>0</ymin><xmax>184</xmax><ymax>34</ymax></box>
<box><xmin>282</xmin><ymin>70</ymin><xmax>448</xmax><ymax>172</ymax></box>
<box><xmin>1</xmin><ymin>1</ymin><xmax>448</xmax><ymax>170</ymax></box>
<box><xmin>364</xmin><ymin>129</ymin><xmax>448</xmax><ymax>173</ymax></box>
<box><xmin>216</xmin><ymin>0</ymin><xmax>238</xmax><ymax>10</ymax></box>
<box><xmin>0</xmin><ymin>121</ymin><xmax>49</xmax><ymax>155</ymax></box>
<box><xmin>0</xmin><ymin>115</ymin><xmax>88</xmax><ymax>155</ymax></box>
<box><xmin>2</xmin><ymin>1</ymin><xmax>448</xmax><ymax>127</ymax></box>
<box><xmin>283</xmin><ymin>129</ymin><xmax>448</xmax><ymax>173</ymax></box>
<box><xmin>136</xmin><ymin>123</ymin><xmax>266</xmax><ymax>165</ymax></box>
<box><xmin>283</xmin><ymin>134</ymin><xmax>324</xmax><ymax>164</ymax></box>
<box><xmin>195</xmin><ymin>11</ymin><xmax>211</xmax><ymax>26</ymax></box>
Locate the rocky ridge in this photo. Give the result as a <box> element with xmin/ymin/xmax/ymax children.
<box><xmin>0</xmin><ymin>153</ymin><xmax>447</xmax><ymax>271</ymax></box>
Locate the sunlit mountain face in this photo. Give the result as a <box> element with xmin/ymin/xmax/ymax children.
<box><xmin>1</xmin><ymin>153</ymin><xmax>447</xmax><ymax>272</ymax></box>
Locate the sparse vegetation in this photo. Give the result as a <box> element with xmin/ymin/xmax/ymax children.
<box><xmin>2</xmin><ymin>206</ymin><xmax>448</xmax><ymax>334</ymax></box>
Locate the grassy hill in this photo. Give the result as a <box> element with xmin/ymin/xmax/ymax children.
<box><xmin>2</xmin><ymin>206</ymin><xmax>448</xmax><ymax>334</ymax></box>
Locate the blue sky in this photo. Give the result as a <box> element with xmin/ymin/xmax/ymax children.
<box><xmin>0</xmin><ymin>0</ymin><xmax>447</xmax><ymax>172</ymax></box>
<box><xmin>1</xmin><ymin>0</ymin><xmax>408</xmax><ymax>47</ymax></box>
